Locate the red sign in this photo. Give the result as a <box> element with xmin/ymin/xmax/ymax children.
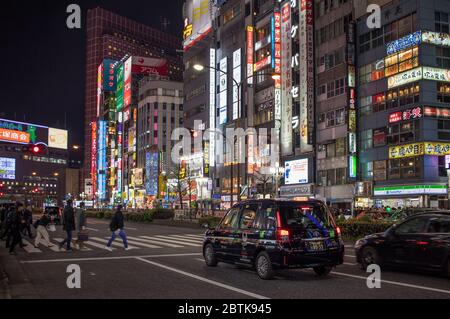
<box><xmin>246</xmin><ymin>26</ymin><xmax>254</xmax><ymax>85</ymax></box>
<box><xmin>389</xmin><ymin>107</ymin><xmax>422</xmax><ymax>123</ymax></box>
<box><xmin>424</xmin><ymin>106</ymin><xmax>450</xmax><ymax>118</ymax></box>
<box><xmin>0</xmin><ymin>128</ymin><xmax>30</xmax><ymax>144</ymax></box>
<box><xmin>389</xmin><ymin>112</ymin><xmax>402</xmax><ymax>123</ymax></box>
<box><xmin>274</xmin><ymin>12</ymin><xmax>282</xmax><ymax>78</ymax></box>
<box><xmin>131</xmin><ymin>56</ymin><xmax>168</xmax><ymax>76</ymax></box>
<box><xmin>254</xmin><ymin>56</ymin><xmax>271</xmax><ymax>72</ymax></box>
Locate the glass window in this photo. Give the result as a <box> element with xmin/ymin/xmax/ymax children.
<box><xmin>239</xmin><ymin>204</ymin><xmax>258</xmax><ymax>229</ymax></box>
<box><xmin>396</xmin><ymin>217</ymin><xmax>428</xmax><ymax>234</ymax></box>
<box><xmin>220</xmin><ymin>207</ymin><xmax>241</xmax><ymax>229</ymax></box>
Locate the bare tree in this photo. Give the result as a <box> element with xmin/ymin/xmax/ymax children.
<box><xmin>253</xmin><ymin>172</ymin><xmax>272</xmax><ymax>198</ymax></box>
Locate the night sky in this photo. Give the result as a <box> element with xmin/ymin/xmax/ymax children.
<box><xmin>0</xmin><ymin>0</ymin><xmax>183</xmax><ymax>147</ymax></box>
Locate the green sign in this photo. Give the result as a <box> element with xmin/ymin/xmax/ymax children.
<box><xmin>116</xmin><ymin>64</ymin><xmax>124</xmax><ymax>111</ymax></box>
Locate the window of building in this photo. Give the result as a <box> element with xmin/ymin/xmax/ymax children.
<box><xmin>327</xmin><ymin>142</ymin><xmax>336</xmax><ymax>157</ymax></box>
<box><xmin>438</xmin><ymin>83</ymin><xmax>450</xmax><ymax>103</ymax></box>
<box><xmin>373</xmin><ymin>160</ymin><xmax>387</xmax><ymax>181</ymax></box>
<box><xmin>373</xmin><ymin>128</ymin><xmax>387</xmax><ymax>147</ymax></box>
<box><xmin>358</xmin><ymin>59</ymin><xmax>385</xmax><ymax>85</ymax></box>
<box><xmin>388</xmin><ymin>119</ymin><xmax>419</xmax><ymax>145</ymax></box>
<box><xmin>439</xmin><ymin>156</ymin><xmax>448</xmax><ymax>177</ymax></box>
<box><xmin>327</xmin><ymin>78</ymin><xmax>346</xmax><ymax>98</ymax></box>
<box><xmin>326</xmin><ymin>110</ymin><xmax>335</xmax><ymax>127</ymax></box>
<box><xmin>361</xmin><ymin>129</ymin><xmax>373</xmax><ymax>150</ymax></box>
<box><xmin>388</xmin><ymin>156</ymin><xmax>422</xmax><ymax>180</ymax></box>
<box><xmin>385</xmin><ymin>46</ymin><xmax>419</xmax><ymax>77</ymax></box>
<box><xmin>436</xmin><ymin>46</ymin><xmax>450</xmax><ymax>69</ymax></box>
<box><xmin>435</xmin><ymin>11</ymin><xmax>449</xmax><ymax>33</ymax></box>
<box><xmin>324</xmin><ymin>47</ymin><xmax>345</xmax><ymax>70</ymax></box>
<box><xmin>335</xmin><ymin>137</ymin><xmax>347</xmax><ymax>156</ymax></box>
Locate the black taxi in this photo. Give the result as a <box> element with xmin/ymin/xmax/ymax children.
<box><xmin>203</xmin><ymin>199</ymin><xmax>344</xmax><ymax>279</ymax></box>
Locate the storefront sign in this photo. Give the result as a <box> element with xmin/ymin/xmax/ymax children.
<box><xmin>281</xmin><ymin>1</ymin><xmax>293</xmax><ymax>156</ymax></box>
<box><xmin>386</xmin><ymin>31</ymin><xmax>422</xmax><ymax>55</ymax></box>
<box><xmin>387</xmin><ymin>67</ymin><xmax>422</xmax><ymax>89</ymax></box>
<box><xmin>389</xmin><ymin>107</ymin><xmax>422</xmax><ymax>123</ymax></box>
<box><xmin>285</xmin><ymin>158</ymin><xmax>308</xmax><ymax>185</ymax></box>
<box><xmin>374</xmin><ymin>185</ymin><xmax>447</xmax><ymax>196</ymax></box>
<box><xmin>218</xmin><ymin>57</ymin><xmax>228</xmax><ymax>125</ymax></box>
<box><xmin>389</xmin><ymin>142</ymin><xmax>450</xmax><ymax>158</ymax></box>
<box><xmin>422</xmin><ymin>66</ymin><xmax>450</xmax><ymax>82</ymax></box>
<box><xmin>232</xmin><ymin>49</ymin><xmax>241</xmax><ymax>120</ymax></box>
<box><xmin>424</xmin><ymin>106</ymin><xmax>450</xmax><ymax>118</ymax></box>
<box><xmin>280</xmin><ymin>184</ymin><xmax>314</xmax><ymax>197</ymax></box>
<box><xmin>209</xmin><ymin>48</ymin><xmax>216</xmax><ymax>167</ymax></box>
<box><xmin>254</xmin><ymin>56</ymin><xmax>271</xmax><ymax>72</ymax></box>
<box><xmin>422</xmin><ymin>31</ymin><xmax>450</xmax><ymax>47</ymax></box>
<box><xmin>349</xmin><ymin>156</ymin><xmax>357</xmax><ymax>179</ymax></box>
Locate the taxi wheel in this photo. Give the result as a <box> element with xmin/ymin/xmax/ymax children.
<box><xmin>255</xmin><ymin>251</ymin><xmax>274</xmax><ymax>280</ymax></box>
<box><xmin>204</xmin><ymin>243</ymin><xmax>218</xmax><ymax>267</ymax></box>
<box><xmin>361</xmin><ymin>246</ymin><xmax>381</xmax><ymax>270</ymax></box>
<box><xmin>313</xmin><ymin>266</ymin><xmax>332</xmax><ymax>276</ymax></box>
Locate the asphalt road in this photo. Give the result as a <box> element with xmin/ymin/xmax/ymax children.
<box><xmin>4</xmin><ymin>219</ymin><xmax>450</xmax><ymax>299</ymax></box>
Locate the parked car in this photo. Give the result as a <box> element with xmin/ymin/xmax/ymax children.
<box><xmin>388</xmin><ymin>207</ymin><xmax>440</xmax><ymax>222</ymax></box>
<box><xmin>355</xmin><ymin>211</ymin><xmax>450</xmax><ymax>276</ymax></box>
<box><xmin>203</xmin><ymin>199</ymin><xmax>344</xmax><ymax>279</ymax></box>
<box><xmin>44</xmin><ymin>206</ymin><xmax>62</xmax><ymax>225</ymax></box>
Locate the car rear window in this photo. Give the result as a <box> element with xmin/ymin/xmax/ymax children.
<box><xmin>278</xmin><ymin>203</ymin><xmax>332</xmax><ymax>229</ymax></box>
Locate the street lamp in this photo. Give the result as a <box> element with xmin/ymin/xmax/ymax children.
<box><xmin>193</xmin><ymin>63</ymin><xmax>280</xmax><ymax>207</ymax></box>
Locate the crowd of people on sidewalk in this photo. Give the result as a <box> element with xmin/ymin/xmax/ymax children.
<box><xmin>1</xmin><ymin>200</ymin><xmax>129</xmax><ymax>255</ymax></box>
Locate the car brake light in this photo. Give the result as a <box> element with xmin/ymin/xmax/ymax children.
<box><xmin>276</xmin><ymin>229</ymin><xmax>290</xmax><ymax>242</ymax></box>
<box><xmin>336</xmin><ymin>227</ymin><xmax>341</xmax><ymax>236</ymax></box>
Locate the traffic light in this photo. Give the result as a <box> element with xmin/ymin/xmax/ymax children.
<box><xmin>27</xmin><ymin>143</ymin><xmax>46</xmax><ymax>155</ymax></box>
<box><xmin>32</xmin><ymin>145</ymin><xmax>41</xmax><ymax>153</ymax></box>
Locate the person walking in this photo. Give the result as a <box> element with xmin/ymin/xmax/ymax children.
<box><xmin>75</xmin><ymin>202</ymin><xmax>88</xmax><ymax>250</ymax></box>
<box><xmin>9</xmin><ymin>203</ymin><xmax>27</xmax><ymax>255</ymax></box>
<box><xmin>59</xmin><ymin>199</ymin><xmax>76</xmax><ymax>252</ymax></box>
<box><xmin>34</xmin><ymin>212</ymin><xmax>54</xmax><ymax>248</ymax></box>
<box><xmin>106</xmin><ymin>205</ymin><xmax>129</xmax><ymax>251</ymax></box>
<box><xmin>22</xmin><ymin>205</ymin><xmax>34</xmax><ymax>239</ymax></box>
<box><xmin>0</xmin><ymin>205</ymin><xmax>13</xmax><ymax>242</ymax></box>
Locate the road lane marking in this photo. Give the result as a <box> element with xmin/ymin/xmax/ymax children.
<box><xmin>343</xmin><ymin>262</ymin><xmax>357</xmax><ymax>266</ymax></box>
<box><xmin>85</xmin><ymin>227</ymin><xmax>99</xmax><ymax>232</ymax></box>
<box><xmin>184</xmin><ymin>234</ymin><xmax>205</xmax><ymax>238</ymax></box>
<box><xmin>129</xmin><ymin>236</ymin><xmax>183</xmax><ymax>248</ymax></box>
<box><xmin>345</xmin><ymin>255</ymin><xmax>356</xmax><ymax>258</ymax></box>
<box><xmin>195</xmin><ymin>258</ymin><xmax>205</xmax><ymax>262</ymax></box>
<box><xmin>125</xmin><ymin>227</ymin><xmax>138</xmax><ymax>231</ymax></box>
<box><xmin>141</xmin><ymin>236</ymin><xmax>201</xmax><ymax>247</ymax></box>
<box><xmin>135</xmin><ymin>257</ymin><xmax>270</xmax><ymax>299</ymax></box>
<box><xmin>20</xmin><ymin>253</ymin><xmax>203</xmax><ymax>264</ymax></box>
<box><xmin>21</xmin><ymin>240</ymin><xmax>42</xmax><ymax>253</ymax></box>
<box><xmin>331</xmin><ymin>271</ymin><xmax>450</xmax><ymax>295</ymax></box>
<box><xmin>84</xmin><ymin>241</ymin><xmax>116</xmax><ymax>250</ymax></box>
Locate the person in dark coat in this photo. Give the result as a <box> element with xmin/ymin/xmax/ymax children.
<box><xmin>9</xmin><ymin>202</ymin><xmax>27</xmax><ymax>255</ymax></box>
<box><xmin>59</xmin><ymin>199</ymin><xmax>76</xmax><ymax>252</ymax></box>
<box><xmin>22</xmin><ymin>205</ymin><xmax>34</xmax><ymax>239</ymax></box>
<box><xmin>106</xmin><ymin>205</ymin><xmax>129</xmax><ymax>251</ymax></box>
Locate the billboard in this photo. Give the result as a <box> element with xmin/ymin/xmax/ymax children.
<box><xmin>299</xmin><ymin>0</ymin><xmax>314</xmax><ymax>152</ymax></box>
<box><xmin>388</xmin><ymin>66</ymin><xmax>450</xmax><ymax>89</ymax></box>
<box><xmin>124</xmin><ymin>57</ymin><xmax>132</xmax><ymax>108</ymax></box>
<box><xmin>281</xmin><ymin>2</ymin><xmax>293</xmax><ymax>156</ymax></box>
<box><xmin>218</xmin><ymin>57</ymin><xmax>228</xmax><ymax>125</ymax></box>
<box><xmin>97</xmin><ymin>63</ymin><xmax>103</xmax><ymax>117</ymax></box>
<box><xmin>0</xmin><ymin>119</ymin><xmax>50</xmax><ymax>146</ymax></box>
<box><xmin>97</xmin><ymin>121</ymin><xmax>107</xmax><ymax>201</ymax></box>
<box><xmin>285</xmin><ymin>158</ymin><xmax>309</xmax><ymax>185</ymax></box>
<box><xmin>246</xmin><ymin>26</ymin><xmax>254</xmax><ymax>85</ymax></box>
<box><xmin>91</xmin><ymin>122</ymin><xmax>97</xmax><ymax>197</ymax></box>
<box><xmin>145</xmin><ymin>150</ymin><xmax>159</xmax><ymax>196</ymax></box>
<box><xmin>48</xmin><ymin>128</ymin><xmax>68</xmax><ymax>150</ymax></box>
<box><xmin>388</xmin><ymin>142</ymin><xmax>450</xmax><ymax>158</ymax></box>
<box><xmin>103</xmin><ymin>59</ymin><xmax>117</xmax><ymax>91</ymax></box>
<box><xmin>131</xmin><ymin>56</ymin><xmax>168</xmax><ymax>76</ymax></box>
<box><xmin>116</xmin><ymin>63</ymin><xmax>125</xmax><ymax>111</ymax></box>
<box><xmin>0</xmin><ymin>157</ymin><xmax>15</xmax><ymax>180</ymax></box>
<box><xmin>183</xmin><ymin>0</ymin><xmax>215</xmax><ymax>50</ymax></box>
<box><xmin>209</xmin><ymin>48</ymin><xmax>216</xmax><ymax>167</ymax></box>
<box><xmin>374</xmin><ymin>185</ymin><xmax>447</xmax><ymax>196</ymax></box>
<box><xmin>386</xmin><ymin>31</ymin><xmax>422</xmax><ymax>55</ymax></box>
<box><xmin>232</xmin><ymin>49</ymin><xmax>241</xmax><ymax>120</ymax></box>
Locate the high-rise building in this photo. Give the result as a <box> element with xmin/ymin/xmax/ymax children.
<box><xmin>84</xmin><ymin>7</ymin><xmax>183</xmax><ymax>191</ymax></box>
<box><xmin>356</xmin><ymin>0</ymin><xmax>450</xmax><ymax>209</ymax></box>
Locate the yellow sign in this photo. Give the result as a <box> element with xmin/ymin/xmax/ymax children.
<box><xmin>389</xmin><ymin>142</ymin><xmax>450</xmax><ymax>158</ymax></box>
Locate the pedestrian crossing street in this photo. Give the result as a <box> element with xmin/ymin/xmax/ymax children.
<box><xmin>19</xmin><ymin>233</ymin><xmax>205</xmax><ymax>254</ymax></box>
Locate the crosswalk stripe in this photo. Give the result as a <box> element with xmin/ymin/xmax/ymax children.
<box><xmin>147</xmin><ymin>236</ymin><xmax>202</xmax><ymax>247</ymax></box>
<box><xmin>100</xmin><ymin>237</ymin><xmax>161</xmax><ymax>249</ymax></box>
<box><xmin>129</xmin><ymin>236</ymin><xmax>183</xmax><ymax>248</ymax></box>
<box><xmin>183</xmin><ymin>234</ymin><xmax>205</xmax><ymax>238</ymax></box>
<box><xmin>152</xmin><ymin>235</ymin><xmax>203</xmax><ymax>246</ymax></box>
<box><xmin>83</xmin><ymin>240</ymin><xmax>116</xmax><ymax>250</ymax></box>
<box><xmin>21</xmin><ymin>240</ymin><xmax>42</xmax><ymax>253</ymax></box>
<box><xmin>141</xmin><ymin>236</ymin><xmax>201</xmax><ymax>247</ymax></box>
<box><xmin>91</xmin><ymin>237</ymin><xmax>139</xmax><ymax>250</ymax></box>
<box><xmin>166</xmin><ymin>235</ymin><xmax>204</xmax><ymax>243</ymax></box>
<box><xmin>53</xmin><ymin>238</ymin><xmax>93</xmax><ymax>252</ymax></box>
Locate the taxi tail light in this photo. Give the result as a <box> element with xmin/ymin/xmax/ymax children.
<box><xmin>276</xmin><ymin>229</ymin><xmax>290</xmax><ymax>242</ymax></box>
<box><xmin>336</xmin><ymin>227</ymin><xmax>341</xmax><ymax>236</ymax></box>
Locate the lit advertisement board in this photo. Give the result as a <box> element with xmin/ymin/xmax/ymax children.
<box><xmin>103</xmin><ymin>59</ymin><xmax>117</xmax><ymax>92</ymax></box>
<box><xmin>91</xmin><ymin>122</ymin><xmax>97</xmax><ymax>197</ymax></box>
<box><xmin>246</xmin><ymin>26</ymin><xmax>254</xmax><ymax>85</ymax></box>
<box><xmin>232</xmin><ymin>49</ymin><xmax>241</xmax><ymax>120</ymax></box>
<box><xmin>422</xmin><ymin>31</ymin><xmax>450</xmax><ymax>47</ymax></box>
<box><xmin>387</xmin><ymin>66</ymin><xmax>450</xmax><ymax>89</ymax></box>
<box><xmin>183</xmin><ymin>0</ymin><xmax>216</xmax><ymax>51</ymax></box>
<box><xmin>386</xmin><ymin>31</ymin><xmax>422</xmax><ymax>55</ymax></box>
<box><xmin>422</xmin><ymin>66</ymin><xmax>450</xmax><ymax>82</ymax></box>
<box><xmin>116</xmin><ymin>63</ymin><xmax>124</xmax><ymax>111</ymax></box>
<box><xmin>48</xmin><ymin>128</ymin><xmax>68</xmax><ymax>150</ymax></box>
<box><xmin>0</xmin><ymin>157</ymin><xmax>15</xmax><ymax>180</ymax></box>
<box><xmin>131</xmin><ymin>56</ymin><xmax>168</xmax><ymax>76</ymax></box>
<box><xmin>0</xmin><ymin>119</ymin><xmax>48</xmax><ymax>146</ymax></box>
<box><xmin>280</xmin><ymin>1</ymin><xmax>292</xmax><ymax>156</ymax></box>
<box><xmin>145</xmin><ymin>150</ymin><xmax>159</xmax><ymax>196</ymax></box>
<box><xmin>209</xmin><ymin>48</ymin><xmax>216</xmax><ymax>167</ymax></box>
<box><xmin>218</xmin><ymin>57</ymin><xmax>227</xmax><ymax>125</ymax></box>
<box><xmin>97</xmin><ymin>63</ymin><xmax>103</xmax><ymax>117</ymax></box>
<box><xmin>97</xmin><ymin>121</ymin><xmax>107</xmax><ymax>201</ymax></box>
<box><xmin>374</xmin><ymin>185</ymin><xmax>447</xmax><ymax>196</ymax></box>
<box><xmin>124</xmin><ymin>57</ymin><xmax>132</xmax><ymax>108</ymax></box>
<box><xmin>349</xmin><ymin>156</ymin><xmax>357</xmax><ymax>179</ymax></box>
<box><xmin>285</xmin><ymin>158</ymin><xmax>308</xmax><ymax>185</ymax></box>
<box><xmin>389</xmin><ymin>142</ymin><xmax>450</xmax><ymax>158</ymax></box>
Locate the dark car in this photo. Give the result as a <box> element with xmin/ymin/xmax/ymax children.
<box><xmin>203</xmin><ymin>199</ymin><xmax>344</xmax><ymax>279</ymax></box>
<box><xmin>44</xmin><ymin>206</ymin><xmax>62</xmax><ymax>225</ymax></box>
<box><xmin>355</xmin><ymin>212</ymin><xmax>450</xmax><ymax>276</ymax></box>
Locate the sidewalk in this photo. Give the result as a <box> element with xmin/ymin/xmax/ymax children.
<box><xmin>0</xmin><ymin>247</ymin><xmax>40</xmax><ymax>299</ymax></box>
